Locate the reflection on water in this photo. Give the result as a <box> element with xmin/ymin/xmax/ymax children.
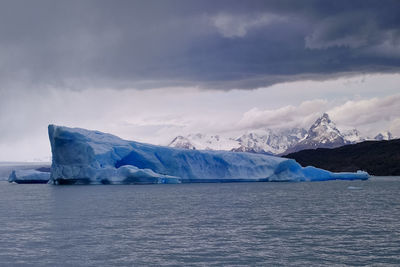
<box><xmin>0</xmin><ymin>177</ymin><xmax>400</xmax><ymax>266</ymax></box>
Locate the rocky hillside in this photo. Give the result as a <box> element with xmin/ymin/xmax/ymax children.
<box><xmin>284</xmin><ymin>139</ymin><xmax>400</xmax><ymax>176</ymax></box>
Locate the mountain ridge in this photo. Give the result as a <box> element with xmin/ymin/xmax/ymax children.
<box><xmin>168</xmin><ymin>113</ymin><xmax>394</xmax><ymax>155</ymax></box>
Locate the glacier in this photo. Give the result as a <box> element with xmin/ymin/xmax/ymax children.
<box><xmin>8</xmin><ymin>169</ymin><xmax>50</xmax><ymax>184</ymax></box>
<box><xmin>48</xmin><ymin>125</ymin><xmax>369</xmax><ymax>185</ymax></box>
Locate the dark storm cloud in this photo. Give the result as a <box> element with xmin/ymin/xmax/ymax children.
<box><xmin>0</xmin><ymin>0</ymin><xmax>399</xmax><ymax>90</ymax></box>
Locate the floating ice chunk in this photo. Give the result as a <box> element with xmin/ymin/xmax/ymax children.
<box><xmin>8</xmin><ymin>169</ymin><xmax>50</xmax><ymax>184</ymax></box>
<box><xmin>347</xmin><ymin>186</ymin><xmax>363</xmax><ymax>190</ymax></box>
<box><xmin>48</xmin><ymin>125</ymin><xmax>369</xmax><ymax>185</ymax></box>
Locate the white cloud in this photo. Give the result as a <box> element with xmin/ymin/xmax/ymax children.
<box><xmin>328</xmin><ymin>94</ymin><xmax>400</xmax><ymax>136</ymax></box>
<box><xmin>232</xmin><ymin>93</ymin><xmax>400</xmax><ymax>138</ymax></box>
<box><xmin>328</xmin><ymin>94</ymin><xmax>400</xmax><ymax>125</ymax></box>
<box><xmin>389</xmin><ymin>118</ymin><xmax>400</xmax><ymax>136</ymax></box>
<box><xmin>237</xmin><ymin>99</ymin><xmax>328</xmax><ymax>130</ymax></box>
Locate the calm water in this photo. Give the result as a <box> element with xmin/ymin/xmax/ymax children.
<box><xmin>0</xmin><ymin>177</ymin><xmax>400</xmax><ymax>266</ymax></box>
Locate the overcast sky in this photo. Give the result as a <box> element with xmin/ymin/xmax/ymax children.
<box><xmin>0</xmin><ymin>0</ymin><xmax>400</xmax><ymax>161</ymax></box>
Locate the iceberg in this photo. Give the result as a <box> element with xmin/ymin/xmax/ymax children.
<box><xmin>48</xmin><ymin>125</ymin><xmax>369</xmax><ymax>185</ymax></box>
<box><xmin>8</xmin><ymin>169</ymin><xmax>50</xmax><ymax>184</ymax></box>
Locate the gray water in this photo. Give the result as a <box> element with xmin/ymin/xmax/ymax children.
<box><xmin>0</xmin><ymin>177</ymin><xmax>400</xmax><ymax>266</ymax></box>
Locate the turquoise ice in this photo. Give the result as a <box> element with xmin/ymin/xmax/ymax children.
<box><xmin>48</xmin><ymin>125</ymin><xmax>369</xmax><ymax>184</ymax></box>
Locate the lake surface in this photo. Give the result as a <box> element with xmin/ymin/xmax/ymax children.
<box><xmin>1</xmin><ymin>177</ymin><xmax>399</xmax><ymax>266</ymax></box>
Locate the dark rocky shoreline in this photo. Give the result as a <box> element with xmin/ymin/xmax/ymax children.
<box><xmin>284</xmin><ymin>139</ymin><xmax>400</xmax><ymax>176</ymax></box>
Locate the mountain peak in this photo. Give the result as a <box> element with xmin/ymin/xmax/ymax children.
<box><xmin>374</xmin><ymin>131</ymin><xmax>393</xmax><ymax>141</ymax></box>
<box><xmin>321</xmin><ymin>112</ymin><xmax>330</xmax><ymax>121</ymax></box>
<box><xmin>312</xmin><ymin>113</ymin><xmax>333</xmax><ymax>127</ymax></box>
<box><xmin>168</xmin><ymin>136</ymin><xmax>195</xmax><ymax>150</ymax></box>
<box><xmin>283</xmin><ymin>113</ymin><xmax>345</xmax><ymax>154</ymax></box>
<box><xmin>342</xmin><ymin>128</ymin><xmax>364</xmax><ymax>143</ymax></box>
<box><xmin>307</xmin><ymin>113</ymin><xmax>341</xmax><ymax>141</ymax></box>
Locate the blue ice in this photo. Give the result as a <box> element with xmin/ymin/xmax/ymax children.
<box><xmin>48</xmin><ymin>125</ymin><xmax>369</xmax><ymax>185</ymax></box>
<box><xmin>9</xmin><ymin>169</ymin><xmax>50</xmax><ymax>184</ymax></box>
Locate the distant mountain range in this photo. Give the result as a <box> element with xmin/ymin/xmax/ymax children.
<box><xmin>168</xmin><ymin>113</ymin><xmax>395</xmax><ymax>155</ymax></box>
<box><xmin>284</xmin><ymin>139</ymin><xmax>400</xmax><ymax>176</ymax></box>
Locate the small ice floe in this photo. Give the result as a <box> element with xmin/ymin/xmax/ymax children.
<box><xmin>347</xmin><ymin>186</ymin><xmax>362</xmax><ymax>190</ymax></box>
<box><xmin>8</xmin><ymin>169</ymin><xmax>50</xmax><ymax>184</ymax></box>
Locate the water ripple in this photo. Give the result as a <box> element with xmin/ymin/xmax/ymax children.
<box><xmin>0</xmin><ymin>178</ymin><xmax>399</xmax><ymax>266</ymax></box>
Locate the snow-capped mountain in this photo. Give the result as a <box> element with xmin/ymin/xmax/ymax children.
<box><xmin>168</xmin><ymin>133</ymin><xmax>239</xmax><ymax>151</ymax></box>
<box><xmin>169</xmin><ymin>128</ymin><xmax>307</xmax><ymax>155</ymax></box>
<box><xmin>284</xmin><ymin>113</ymin><xmax>347</xmax><ymax>154</ymax></box>
<box><xmin>283</xmin><ymin>113</ymin><xmax>370</xmax><ymax>154</ymax></box>
<box><xmin>168</xmin><ymin>113</ymin><xmax>395</xmax><ymax>155</ymax></box>
<box><xmin>305</xmin><ymin>113</ymin><xmax>344</xmax><ymax>144</ymax></box>
<box><xmin>374</xmin><ymin>131</ymin><xmax>393</xmax><ymax>141</ymax></box>
<box><xmin>233</xmin><ymin>128</ymin><xmax>307</xmax><ymax>155</ymax></box>
<box><xmin>342</xmin><ymin>129</ymin><xmax>365</xmax><ymax>143</ymax></box>
<box><xmin>168</xmin><ymin>136</ymin><xmax>196</xmax><ymax>150</ymax></box>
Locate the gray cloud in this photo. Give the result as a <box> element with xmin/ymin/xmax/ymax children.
<box><xmin>0</xmin><ymin>0</ymin><xmax>400</xmax><ymax>90</ymax></box>
<box><xmin>305</xmin><ymin>11</ymin><xmax>377</xmax><ymax>49</ymax></box>
<box><xmin>211</xmin><ymin>13</ymin><xmax>286</xmax><ymax>38</ymax></box>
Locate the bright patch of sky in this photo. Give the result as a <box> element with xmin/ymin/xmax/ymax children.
<box><xmin>0</xmin><ymin>73</ymin><xmax>399</xmax><ymax>161</ymax></box>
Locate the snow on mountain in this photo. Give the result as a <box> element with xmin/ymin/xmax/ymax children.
<box><xmin>168</xmin><ymin>128</ymin><xmax>307</xmax><ymax>155</ymax></box>
<box><xmin>374</xmin><ymin>131</ymin><xmax>393</xmax><ymax>141</ymax></box>
<box><xmin>168</xmin><ymin>113</ymin><xmax>392</xmax><ymax>155</ymax></box>
<box><xmin>168</xmin><ymin>136</ymin><xmax>196</xmax><ymax>150</ymax></box>
<box><xmin>233</xmin><ymin>128</ymin><xmax>307</xmax><ymax>155</ymax></box>
<box><xmin>169</xmin><ymin>134</ymin><xmax>240</xmax><ymax>151</ymax></box>
<box><xmin>304</xmin><ymin>113</ymin><xmax>344</xmax><ymax>144</ymax></box>
<box><xmin>284</xmin><ymin>113</ymin><xmax>354</xmax><ymax>154</ymax></box>
<box><xmin>342</xmin><ymin>129</ymin><xmax>365</xmax><ymax>143</ymax></box>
